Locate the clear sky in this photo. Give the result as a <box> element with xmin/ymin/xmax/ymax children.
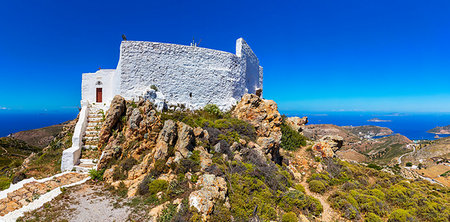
<box><xmin>1</xmin><ymin>0</ymin><xmax>449</xmax><ymax>113</ymax></box>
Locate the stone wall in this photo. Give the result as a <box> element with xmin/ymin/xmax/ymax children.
<box><xmin>115</xmin><ymin>38</ymin><xmax>263</xmax><ymax>110</ymax></box>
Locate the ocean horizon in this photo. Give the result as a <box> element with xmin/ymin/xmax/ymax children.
<box><xmin>283</xmin><ymin>111</ymin><xmax>450</xmax><ymax>140</ymax></box>
<box><xmin>1</xmin><ymin>110</ymin><xmax>450</xmax><ymax>141</ymax></box>
<box><xmin>0</xmin><ymin>111</ymin><xmax>78</xmax><ymax>137</ymax></box>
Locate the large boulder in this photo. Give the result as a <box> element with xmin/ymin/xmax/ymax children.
<box><xmin>320</xmin><ymin>135</ymin><xmax>344</xmax><ymax>151</ymax></box>
<box><xmin>154</xmin><ymin>120</ymin><xmax>177</xmax><ymax>160</ymax></box>
<box><xmin>173</xmin><ymin>122</ymin><xmax>195</xmax><ymax>162</ymax></box>
<box><xmin>313</xmin><ymin>141</ymin><xmax>335</xmax><ymax>158</ymax></box>
<box><xmin>285</xmin><ymin>116</ymin><xmax>308</xmax><ymax>132</ymax></box>
<box><xmin>99</xmin><ymin>95</ymin><xmax>126</xmax><ymax>146</ymax></box>
<box><xmin>128</xmin><ymin>108</ymin><xmax>143</xmax><ymax>130</ymax></box>
<box><xmin>189</xmin><ymin>174</ymin><xmax>227</xmax><ymax>219</ymax></box>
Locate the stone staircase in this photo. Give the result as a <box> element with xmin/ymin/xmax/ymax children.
<box><xmin>74</xmin><ymin>106</ymin><xmax>104</xmax><ymax>172</ymax></box>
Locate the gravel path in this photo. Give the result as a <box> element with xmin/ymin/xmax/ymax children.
<box><xmin>18</xmin><ymin>182</ymin><xmax>135</xmax><ymax>222</ymax></box>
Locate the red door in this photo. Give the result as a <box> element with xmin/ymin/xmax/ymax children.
<box><xmin>96</xmin><ymin>88</ymin><xmax>102</xmax><ymax>103</ymax></box>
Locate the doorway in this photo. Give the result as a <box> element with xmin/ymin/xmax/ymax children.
<box><xmin>96</xmin><ymin>88</ymin><xmax>102</xmax><ymax>103</ymax></box>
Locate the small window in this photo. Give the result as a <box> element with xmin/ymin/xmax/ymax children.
<box><xmin>189</xmin><ymin>92</ymin><xmax>192</xmax><ymax>98</ymax></box>
<box><xmin>96</xmin><ymin>81</ymin><xmax>103</xmax><ymax>86</ymax></box>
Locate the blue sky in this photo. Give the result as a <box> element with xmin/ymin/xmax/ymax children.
<box><xmin>1</xmin><ymin>0</ymin><xmax>450</xmax><ymax>113</ymax></box>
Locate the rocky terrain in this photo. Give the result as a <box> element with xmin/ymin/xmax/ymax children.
<box><xmin>302</xmin><ymin>124</ymin><xmax>412</xmax><ymax>165</ymax></box>
<box><xmin>10</xmin><ymin>122</ymin><xmax>67</xmax><ymax>148</ymax></box>
<box><xmin>427</xmin><ymin>125</ymin><xmax>450</xmax><ymax>134</ymax></box>
<box><xmin>1</xmin><ymin>94</ymin><xmax>449</xmax><ymax>222</ymax></box>
<box><xmin>0</xmin><ymin>119</ymin><xmax>76</xmax><ymax>191</ymax></box>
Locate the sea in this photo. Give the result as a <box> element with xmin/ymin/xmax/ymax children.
<box><xmin>1</xmin><ymin>110</ymin><xmax>450</xmax><ymax>141</ymax></box>
<box><xmin>282</xmin><ymin>111</ymin><xmax>450</xmax><ymax>141</ymax></box>
<box><xmin>0</xmin><ymin>111</ymin><xmax>78</xmax><ymax>138</ymax></box>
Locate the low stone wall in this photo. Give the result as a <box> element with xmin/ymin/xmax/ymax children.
<box><xmin>61</xmin><ymin>105</ymin><xmax>89</xmax><ymax>172</ymax></box>
<box><xmin>0</xmin><ymin>172</ymin><xmax>89</xmax><ymax>221</ymax></box>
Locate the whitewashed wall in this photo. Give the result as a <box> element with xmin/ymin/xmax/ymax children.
<box><xmin>114</xmin><ymin>38</ymin><xmax>263</xmax><ymax>110</ymax></box>
<box><xmin>81</xmin><ymin>69</ymin><xmax>116</xmax><ymax>106</ymax></box>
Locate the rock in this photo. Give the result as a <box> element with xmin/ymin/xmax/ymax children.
<box><xmin>232</xmin><ymin>94</ymin><xmax>283</xmax><ymax>163</ymax></box>
<box><xmin>97</xmin><ymin>145</ymin><xmax>122</xmax><ymax>169</ymax></box>
<box><xmin>193</xmin><ymin>127</ymin><xmax>204</xmax><ymax>137</ymax></box>
<box><xmin>189</xmin><ymin>174</ymin><xmax>227</xmax><ymax>219</ymax></box>
<box><xmin>230</xmin><ymin>142</ymin><xmax>242</xmax><ymax>152</ymax></box>
<box><xmin>148</xmin><ymin>201</ymin><xmax>170</xmax><ymax>221</ymax></box>
<box><xmin>313</xmin><ymin>141</ymin><xmax>335</xmax><ymax>158</ymax></box>
<box><xmin>174</xmin><ymin>122</ymin><xmax>195</xmax><ymax>162</ymax></box>
<box><xmin>99</xmin><ymin>95</ymin><xmax>126</xmax><ymax>146</ymax></box>
<box><xmin>128</xmin><ymin>108</ymin><xmax>143</xmax><ymax>130</ymax></box>
<box><xmin>12</xmin><ymin>172</ymin><xmax>27</xmax><ymax>184</ymax></box>
<box><xmin>232</xmin><ymin>94</ymin><xmax>282</xmax><ymax>139</ymax></box>
<box><xmin>285</xmin><ymin>116</ymin><xmax>308</xmax><ymax>132</ymax></box>
<box><xmin>103</xmin><ymin>166</ymin><xmax>116</xmax><ymax>183</ymax></box>
<box><xmin>195</xmin><ymin>146</ymin><xmax>212</xmax><ymax>170</ymax></box>
<box><xmin>154</xmin><ymin>120</ymin><xmax>177</xmax><ymax>160</ymax></box>
<box><xmin>320</xmin><ymin>135</ymin><xmax>343</xmax><ymax>151</ymax></box>
<box><xmin>214</xmin><ymin>140</ymin><xmax>230</xmax><ymax>155</ymax></box>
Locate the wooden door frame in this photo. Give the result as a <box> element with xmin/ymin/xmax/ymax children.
<box><xmin>96</xmin><ymin>88</ymin><xmax>102</xmax><ymax>103</ymax></box>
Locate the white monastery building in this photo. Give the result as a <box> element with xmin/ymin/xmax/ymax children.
<box><xmin>81</xmin><ymin>37</ymin><xmax>263</xmax><ymax>110</ymax></box>
<box><xmin>61</xmin><ymin>38</ymin><xmax>263</xmax><ymax>172</ymax></box>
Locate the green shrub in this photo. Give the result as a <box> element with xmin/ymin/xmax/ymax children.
<box><xmin>148</xmin><ymin>179</ymin><xmax>169</xmax><ymax>195</ymax></box>
<box><xmin>158</xmin><ymin>203</ymin><xmax>177</xmax><ymax>222</ymax></box>
<box><xmin>281</xmin><ymin>212</ymin><xmax>298</xmax><ymax>222</ymax></box>
<box><xmin>294</xmin><ymin>184</ymin><xmax>306</xmax><ymax>193</ymax></box>
<box><xmin>280</xmin><ymin>123</ymin><xmax>307</xmax><ymax>150</ymax></box>
<box><xmin>278</xmin><ymin>189</ymin><xmax>323</xmax><ymax>217</ymax></box>
<box><xmin>388</xmin><ymin>209</ymin><xmax>414</xmax><ymax>222</ymax></box>
<box><xmin>0</xmin><ymin>177</ymin><xmax>11</xmax><ymax>190</ymax></box>
<box><xmin>203</xmin><ymin>104</ymin><xmax>222</xmax><ymax>117</ymax></box>
<box><xmin>365</xmin><ymin>212</ymin><xmax>382</xmax><ymax>222</ymax></box>
<box><xmin>229</xmin><ymin>172</ymin><xmax>277</xmax><ymax>221</ymax></box>
<box><xmin>405</xmin><ymin>162</ymin><xmax>412</xmax><ymax>167</ymax></box>
<box><xmin>89</xmin><ymin>169</ymin><xmax>105</xmax><ymax>181</ymax></box>
<box><xmin>367</xmin><ymin>163</ymin><xmax>382</xmax><ymax>170</ymax></box>
<box><xmin>309</xmin><ymin>180</ymin><xmax>326</xmax><ymax>193</ymax></box>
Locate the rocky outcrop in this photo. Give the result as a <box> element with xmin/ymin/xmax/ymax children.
<box><xmin>313</xmin><ymin>141</ymin><xmax>335</xmax><ymax>158</ymax></box>
<box><xmin>232</xmin><ymin>94</ymin><xmax>283</xmax><ymax>163</ymax></box>
<box><xmin>173</xmin><ymin>122</ymin><xmax>195</xmax><ymax>162</ymax></box>
<box><xmin>189</xmin><ymin>174</ymin><xmax>227</xmax><ymax>219</ymax></box>
<box><xmin>99</xmin><ymin>95</ymin><xmax>126</xmax><ymax>146</ymax></box>
<box><xmin>154</xmin><ymin>120</ymin><xmax>177</xmax><ymax>160</ymax></box>
<box><xmin>320</xmin><ymin>135</ymin><xmax>343</xmax><ymax>151</ymax></box>
<box><xmin>285</xmin><ymin>116</ymin><xmax>308</xmax><ymax>132</ymax></box>
<box><xmin>128</xmin><ymin>108</ymin><xmax>143</xmax><ymax>130</ymax></box>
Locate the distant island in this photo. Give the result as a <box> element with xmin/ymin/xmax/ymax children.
<box><xmin>428</xmin><ymin>125</ymin><xmax>450</xmax><ymax>134</ymax></box>
<box><xmin>367</xmin><ymin>118</ymin><xmax>391</xmax><ymax>122</ymax></box>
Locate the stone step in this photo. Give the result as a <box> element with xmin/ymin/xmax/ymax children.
<box><xmin>87</xmin><ymin>122</ymin><xmax>102</xmax><ymax>127</ymax></box>
<box><xmin>88</xmin><ymin>120</ymin><xmax>103</xmax><ymax>124</ymax></box>
<box><xmin>86</xmin><ymin>126</ymin><xmax>99</xmax><ymax>131</ymax></box>
<box><xmin>88</xmin><ymin>117</ymin><xmax>103</xmax><ymax>122</ymax></box>
<box><xmin>83</xmin><ymin>137</ymin><xmax>99</xmax><ymax>142</ymax></box>
<box><xmin>84</xmin><ymin>141</ymin><xmax>99</xmax><ymax>146</ymax></box>
<box><xmin>84</xmin><ymin>134</ymin><xmax>99</xmax><ymax>138</ymax></box>
<box><xmin>73</xmin><ymin>165</ymin><xmax>96</xmax><ymax>173</ymax></box>
<box><xmin>80</xmin><ymin>159</ymin><xmax>98</xmax><ymax>164</ymax></box>
<box><xmin>83</xmin><ymin>145</ymin><xmax>98</xmax><ymax>149</ymax></box>
<box><xmin>85</xmin><ymin>130</ymin><xmax>100</xmax><ymax>135</ymax></box>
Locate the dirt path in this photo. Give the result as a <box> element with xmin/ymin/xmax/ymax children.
<box><xmin>300</xmin><ymin>180</ymin><xmax>341</xmax><ymax>222</ymax></box>
<box><xmin>398</xmin><ymin>144</ymin><xmax>416</xmax><ymax>165</ymax></box>
<box><xmin>17</xmin><ymin>182</ymin><xmax>139</xmax><ymax>222</ymax></box>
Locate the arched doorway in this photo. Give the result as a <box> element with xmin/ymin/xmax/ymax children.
<box><xmin>96</xmin><ymin>81</ymin><xmax>103</xmax><ymax>103</ymax></box>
